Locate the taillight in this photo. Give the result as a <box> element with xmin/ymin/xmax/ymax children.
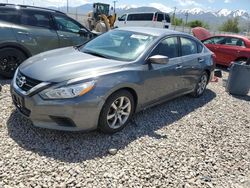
<box><xmin>153</xmin><ymin>16</ymin><xmax>157</xmax><ymax>21</ymax></box>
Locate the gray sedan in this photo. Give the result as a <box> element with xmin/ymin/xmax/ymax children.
<box><xmin>11</xmin><ymin>27</ymin><xmax>215</xmax><ymax>133</ymax></box>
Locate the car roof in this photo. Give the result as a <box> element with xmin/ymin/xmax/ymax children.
<box><xmin>0</xmin><ymin>3</ymin><xmax>65</xmax><ymax>14</ymax></box>
<box><xmin>116</xmin><ymin>27</ymin><xmax>190</xmax><ymax>37</ymax></box>
<box><xmin>213</xmin><ymin>34</ymin><xmax>250</xmax><ymax>41</ymax></box>
<box><xmin>124</xmin><ymin>12</ymin><xmax>168</xmax><ymax>14</ymax></box>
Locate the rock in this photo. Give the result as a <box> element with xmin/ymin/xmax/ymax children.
<box><xmin>108</xmin><ymin>148</ymin><xmax>118</xmax><ymax>155</ymax></box>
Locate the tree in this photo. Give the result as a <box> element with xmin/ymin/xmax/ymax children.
<box><xmin>220</xmin><ymin>17</ymin><xmax>240</xmax><ymax>33</ymax></box>
<box><xmin>171</xmin><ymin>17</ymin><xmax>183</xmax><ymax>26</ymax></box>
<box><xmin>188</xmin><ymin>20</ymin><xmax>209</xmax><ymax>29</ymax></box>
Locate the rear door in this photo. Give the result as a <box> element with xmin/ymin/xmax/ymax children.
<box><xmin>53</xmin><ymin>14</ymin><xmax>89</xmax><ymax>47</ymax></box>
<box><xmin>16</xmin><ymin>9</ymin><xmax>59</xmax><ymax>55</ymax></box>
<box><xmin>180</xmin><ymin>37</ymin><xmax>204</xmax><ymax>91</ymax></box>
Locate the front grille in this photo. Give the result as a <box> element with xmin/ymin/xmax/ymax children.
<box><xmin>16</xmin><ymin>71</ymin><xmax>42</xmax><ymax>92</ymax></box>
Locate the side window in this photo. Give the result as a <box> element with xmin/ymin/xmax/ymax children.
<box><xmin>0</xmin><ymin>8</ymin><xmax>19</xmax><ymax>24</ymax></box>
<box><xmin>20</xmin><ymin>10</ymin><xmax>52</xmax><ymax>29</ymax></box>
<box><xmin>54</xmin><ymin>15</ymin><xmax>81</xmax><ymax>33</ymax></box>
<box><xmin>235</xmin><ymin>39</ymin><xmax>246</xmax><ymax>47</ymax></box>
<box><xmin>224</xmin><ymin>37</ymin><xmax>246</xmax><ymax>47</ymax></box>
<box><xmin>198</xmin><ymin>43</ymin><xmax>204</xmax><ymax>53</ymax></box>
<box><xmin>165</xmin><ymin>14</ymin><xmax>171</xmax><ymax>23</ymax></box>
<box><xmin>118</xmin><ymin>14</ymin><xmax>126</xmax><ymax>21</ymax></box>
<box><xmin>151</xmin><ymin>37</ymin><xmax>179</xmax><ymax>58</ymax></box>
<box><xmin>214</xmin><ymin>36</ymin><xmax>227</xmax><ymax>44</ymax></box>
<box><xmin>181</xmin><ymin>37</ymin><xmax>198</xmax><ymax>56</ymax></box>
<box><xmin>157</xmin><ymin>13</ymin><xmax>164</xmax><ymax>22</ymax></box>
<box><xmin>203</xmin><ymin>38</ymin><xmax>214</xmax><ymax>44</ymax></box>
<box><xmin>127</xmin><ymin>13</ymin><xmax>154</xmax><ymax>21</ymax></box>
<box><xmin>203</xmin><ymin>36</ymin><xmax>226</xmax><ymax>45</ymax></box>
<box><xmin>224</xmin><ymin>37</ymin><xmax>237</xmax><ymax>45</ymax></box>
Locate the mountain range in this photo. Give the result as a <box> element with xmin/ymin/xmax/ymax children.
<box><xmin>52</xmin><ymin>4</ymin><xmax>250</xmax><ymax>31</ymax></box>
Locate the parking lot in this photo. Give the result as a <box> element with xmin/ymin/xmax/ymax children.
<box><xmin>0</xmin><ymin>71</ymin><xmax>249</xmax><ymax>188</ymax></box>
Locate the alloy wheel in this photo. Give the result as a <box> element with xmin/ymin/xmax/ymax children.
<box><xmin>107</xmin><ymin>96</ymin><xmax>131</xmax><ymax>129</ymax></box>
<box><xmin>197</xmin><ymin>74</ymin><xmax>208</xmax><ymax>95</ymax></box>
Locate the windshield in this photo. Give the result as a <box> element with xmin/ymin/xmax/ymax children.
<box><xmin>80</xmin><ymin>30</ymin><xmax>157</xmax><ymax>61</ymax></box>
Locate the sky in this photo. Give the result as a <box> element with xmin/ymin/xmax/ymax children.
<box><xmin>1</xmin><ymin>0</ymin><xmax>250</xmax><ymax>12</ymax></box>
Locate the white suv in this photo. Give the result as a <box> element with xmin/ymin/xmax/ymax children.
<box><xmin>115</xmin><ymin>12</ymin><xmax>171</xmax><ymax>29</ymax></box>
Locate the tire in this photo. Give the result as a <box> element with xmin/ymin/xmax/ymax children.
<box><xmin>0</xmin><ymin>48</ymin><xmax>27</xmax><ymax>78</ymax></box>
<box><xmin>98</xmin><ymin>90</ymin><xmax>135</xmax><ymax>134</ymax></box>
<box><xmin>190</xmin><ymin>72</ymin><xmax>209</xmax><ymax>98</ymax></box>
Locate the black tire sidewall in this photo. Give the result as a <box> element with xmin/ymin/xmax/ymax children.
<box><xmin>98</xmin><ymin>90</ymin><xmax>135</xmax><ymax>134</ymax></box>
<box><xmin>0</xmin><ymin>48</ymin><xmax>27</xmax><ymax>78</ymax></box>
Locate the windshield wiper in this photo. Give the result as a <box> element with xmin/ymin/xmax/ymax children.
<box><xmin>83</xmin><ymin>50</ymin><xmax>108</xmax><ymax>59</ymax></box>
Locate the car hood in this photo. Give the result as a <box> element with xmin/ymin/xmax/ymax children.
<box><xmin>192</xmin><ymin>27</ymin><xmax>212</xmax><ymax>41</ymax></box>
<box><xmin>19</xmin><ymin>47</ymin><xmax>127</xmax><ymax>82</ymax></box>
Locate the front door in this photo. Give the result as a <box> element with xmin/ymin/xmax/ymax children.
<box><xmin>142</xmin><ymin>36</ymin><xmax>183</xmax><ymax>105</ymax></box>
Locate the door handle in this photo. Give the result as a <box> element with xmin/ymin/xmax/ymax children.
<box><xmin>17</xmin><ymin>31</ymin><xmax>29</xmax><ymax>35</ymax></box>
<box><xmin>198</xmin><ymin>58</ymin><xmax>205</xmax><ymax>63</ymax></box>
<box><xmin>175</xmin><ymin>65</ymin><xmax>183</xmax><ymax>70</ymax></box>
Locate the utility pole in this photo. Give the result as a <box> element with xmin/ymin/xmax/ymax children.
<box><xmin>248</xmin><ymin>14</ymin><xmax>250</xmax><ymax>35</ymax></box>
<box><xmin>113</xmin><ymin>1</ymin><xmax>117</xmax><ymax>14</ymax></box>
<box><xmin>172</xmin><ymin>7</ymin><xmax>177</xmax><ymax>30</ymax></box>
<box><xmin>185</xmin><ymin>12</ymin><xmax>189</xmax><ymax>26</ymax></box>
<box><xmin>67</xmin><ymin>0</ymin><xmax>69</xmax><ymax>13</ymax></box>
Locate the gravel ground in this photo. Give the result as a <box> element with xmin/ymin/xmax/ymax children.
<box><xmin>0</xmin><ymin>72</ymin><xmax>249</xmax><ymax>188</ymax></box>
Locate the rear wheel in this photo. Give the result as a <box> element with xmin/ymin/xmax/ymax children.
<box><xmin>190</xmin><ymin>72</ymin><xmax>208</xmax><ymax>97</ymax></box>
<box><xmin>0</xmin><ymin>48</ymin><xmax>27</xmax><ymax>78</ymax></box>
<box><xmin>98</xmin><ymin>90</ymin><xmax>135</xmax><ymax>134</ymax></box>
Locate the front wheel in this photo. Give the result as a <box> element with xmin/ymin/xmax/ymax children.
<box><xmin>0</xmin><ymin>48</ymin><xmax>27</xmax><ymax>78</ymax></box>
<box><xmin>190</xmin><ymin>72</ymin><xmax>208</xmax><ymax>97</ymax></box>
<box><xmin>98</xmin><ymin>90</ymin><xmax>135</xmax><ymax>134</ymax></box>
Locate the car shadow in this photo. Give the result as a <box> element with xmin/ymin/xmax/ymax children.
<box><xmin>231</xmin><ymin>94</ymin><xmax>250</xmax><ymax>101</ymax></box>
<box><xmin>0</xmin><ymin>76</ymin><xmax>11</xmax><ymax>87</ymax></box>
<box><xmin>216</xmin><ymin>64</ymin><xmax>229</xmax><ymax>72</ymax></box>
<box><xmin>7</xmin><ymin>89</ymin><xmax>216</xmax><ymax>163</ymax></box>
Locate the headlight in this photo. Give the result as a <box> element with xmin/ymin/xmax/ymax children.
<box><xmin>40</xmin><ymin>80</ymin><xmax>95</xmax><ymax>99</ymax></box>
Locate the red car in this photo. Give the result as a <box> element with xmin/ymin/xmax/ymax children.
<box><xmin>192</xmin><ymin>27</ymin><xmax>250</xmax><ymax>67</ymax></box>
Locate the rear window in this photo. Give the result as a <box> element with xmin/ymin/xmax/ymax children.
<box><xmin>0</xmin><ymin>8</ymin><xmax>19</xmax><ymax>24</ymax></box>
<box><xmin>127</xmin><ymin>13</ymin><xmax>154</xmax><ymax>21</ymax></box>
<box><xmin>20</xmin><ymin>10</ymin><xmax>52</xmax><ymax>29</ymax></box>
<box><xmin>181</xmin><ymin>37</ymin><xmax>198</xmax><ymax>56</ymax></box>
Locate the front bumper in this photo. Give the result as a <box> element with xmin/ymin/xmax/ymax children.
<box><xmin>10</xmin><ymin>83</ymin><xmax>105</xmax><ymax>132</ymax></box>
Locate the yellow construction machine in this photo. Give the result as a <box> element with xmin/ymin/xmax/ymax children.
<box><xmin>87</xmin><ymin>3</ymin><xmax>117</xmax><ymax>33</ymax></box>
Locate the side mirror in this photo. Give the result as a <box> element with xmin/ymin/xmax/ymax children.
<box><xmin>78</xmin><ymin>28</ymin><xmax>87</xmax><ymax>36</ymax></box>
<box><xmin>148</xmin><ymin>55</ymin><xmax>169</xmax><ymax>64</ymax></box>
<box><xmin>214</xmin><ymin>69</ymin><xmax>222</xmax><ymax>78</ymax></box>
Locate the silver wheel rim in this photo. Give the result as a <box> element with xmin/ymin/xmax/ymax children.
<box><xmin>107</xmin><ymin>96</ymin><xmax>131</xmax><ymax>129</ymax></box>
<box><xmin>197</xmin><ymin>74</ymin><xmax>207</xmax><ymax>95</ymax></box>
